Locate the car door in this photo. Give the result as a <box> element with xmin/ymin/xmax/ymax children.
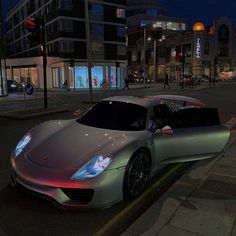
<box><xmin>152</xmin><ymin>107</ymin><xmax>230</xmax><ymax>164</ymax></box>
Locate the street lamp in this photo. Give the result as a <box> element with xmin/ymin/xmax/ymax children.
<box><xmin>143</xmin><ymin>26</ymin><xmax>146</xmax><ymax>87</ymax></box>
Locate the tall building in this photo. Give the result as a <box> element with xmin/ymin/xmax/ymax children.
<box><xmin>5</xmin><ymin>0</ymin><xmax>126</xmax><ymax>90</ymax></box>
<box><xmin>127</xmin><ymin>0</ymin><xmax>187</xmax><ymax>30</ymax></box>
<box><xmin>164</xmin><ymin>17</ymin><xmax>236</xmax><ymax>81</ymax></box>
<box><xmin>126</xmin><ymin>0</ymin><xmax>187</xmax><ymax>82</ymax></box>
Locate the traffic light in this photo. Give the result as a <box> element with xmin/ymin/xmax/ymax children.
<box><xmin>25</xmin><ymin>17</ymin><xmax>41</xmax><ymax>44</ymax></box>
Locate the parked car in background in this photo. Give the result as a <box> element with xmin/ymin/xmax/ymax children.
<box><xmin>7</xmin><ymin>80</ymin><xmax>24</xmax><ymax>92</ymax></box>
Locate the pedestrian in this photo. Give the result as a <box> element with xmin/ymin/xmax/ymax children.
<box><xmin>62</xmin><ymin>79</ymin><xmax>70</xmax><ymax>91</ymax></box>
<box><xmin>124</xmin><ymin>77</ymin><xmax>130</xmax><ymax>90</ymax></box>
<box><xmin>163</xmin><ymin>73</ymin><xmax>171</xmax><ymax>89</ymax></box>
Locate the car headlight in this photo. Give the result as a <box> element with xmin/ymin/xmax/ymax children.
<box><xmin>71</xmin><ymin>155</ymin><xmax>112</xmax><ymax>181</ymax></box>
<box><xmin>14</xmin><ymin>133</ymin><xmax>31</xmax><ymax>158</ymax></box>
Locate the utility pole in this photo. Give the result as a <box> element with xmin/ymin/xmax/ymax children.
<box><xmin>143</xmin><ymin>27</ymin><xmax>146</xmax><ymax>87</ymax></box>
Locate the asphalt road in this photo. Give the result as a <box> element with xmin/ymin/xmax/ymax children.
<box><xmin>0</xmin><ymin>83</ymin><xmax>235</xmax><ymax>236</ymax></box>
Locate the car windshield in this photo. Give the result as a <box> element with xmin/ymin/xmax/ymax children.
<box><xmin>77</xmin><ymin>101</ymin><xmax>147</xmax><ymax>131</ymax></box>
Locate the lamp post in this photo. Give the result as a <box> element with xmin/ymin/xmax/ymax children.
<box><xmin>153</xmin><ymin>39</ymin><xmax>157</xmax><ymax>84</ymax></box>
<box><xmin>143</xmin><ymin>27</ymin><xmax>146</xmax><ymax>87</ymax></box>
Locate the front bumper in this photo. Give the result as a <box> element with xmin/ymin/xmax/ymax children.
<box><xmin>10</xmin><ymin>156</ymin><xmax>126</xmax><ymax>209</ymax></box>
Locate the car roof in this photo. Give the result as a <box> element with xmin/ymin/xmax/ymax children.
<box><xmin>102</xmin><ymin>96</ymin><xmax>161</xmax><ymax>108</ymax></box>
<box><xmin>102</xmin><ymin>95</ymin><xmax>205</xmax><ymax>109</ymax></box>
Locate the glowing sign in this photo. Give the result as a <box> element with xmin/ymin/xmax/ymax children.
<box><xmin>196</xmin><ymin>38</ymin><xmax>201</xmax><ymax>59</ymax></box>
<box><xmin>193</xmin><ymin>22</ymin><xmax>205</xmax><ymax>32</ymax></box>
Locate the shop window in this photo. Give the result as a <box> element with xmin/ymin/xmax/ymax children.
<box><xmin>52</xmin><ymin>67</ymin><xmax>63</xmax><ymax>88</ymax></box>
<box><xmin>74</xmin><ymin>66</ymin><xmax>88</xmax><ymax>89</ymax></box>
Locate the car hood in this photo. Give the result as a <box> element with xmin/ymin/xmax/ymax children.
<box><xmin>25</xmin><ymin>120</ymin><xmax>144</xmax><ymax>170</ymax></box>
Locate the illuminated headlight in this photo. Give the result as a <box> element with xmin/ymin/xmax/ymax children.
<box><xmin>11</xmin><ymin>84</ymin><xmax>17</xmax><ymax>88</ymax></box>
<box><xmin>14</xmin><ymin>133</ymin><xmax>31</xmax><ymax>158</ymax></box>
<box><xmin>71</xmin><ymin>155</ymin><xmax>112</xmax><ymax>181</ymax></box>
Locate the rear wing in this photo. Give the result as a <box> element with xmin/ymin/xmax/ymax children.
<box><xmin>144</xmin><ymin>95</ymin><xmax>205</xmax><ymax>107</ymax></box>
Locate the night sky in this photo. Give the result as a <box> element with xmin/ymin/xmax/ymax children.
<box><xmin>2</xmin><ymin>0</ymin><xmax>236</xmax><ymax>28</ymax></box>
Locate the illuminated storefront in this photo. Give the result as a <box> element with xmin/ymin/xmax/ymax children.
<box><xmin>12</xmin><ymin>66</ymin><xmax>38</xmax><ymax>87</ymax></box>
<box><xmin>51</xmin><ymin>63</ymin><xmax>125</xmax><ymax>90</ymax></box>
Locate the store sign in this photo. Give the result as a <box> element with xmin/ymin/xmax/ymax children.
<box><xmin>196</xmin><ymin>38</ymin><xmax>201</xmax><ymax>59</ymax></box>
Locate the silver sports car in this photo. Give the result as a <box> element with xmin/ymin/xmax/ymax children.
<box><xmin>10</xmin><ymin>95</ymin><xmax>230</xmax><ymax>208</ymax></box>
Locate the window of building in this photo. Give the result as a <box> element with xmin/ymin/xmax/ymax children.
<box><xmin>58</xmin><ymin>20</ymin><xmax>73</xmax><ymax>32</ymax></box>
<box><xmin>90</xmin><ymin>23</ymin><xmax>104</xmax><ymax>41</ymax></box>
<box><xmin>116</xmin><ymin>8</ymin><xmax>125</xmax><ymax>18</ymax></box>
<box><xmin>117</xmin><ymin>45</ymin><xmax>126</xmax><ymax>55</ymax></box>
<box><xmin>204</xmin><ymin>37</ymin><xmax>210</xmax><ymax>55</ymax></box>
<box><xmin>59</xmin><ymin>40</ymin><xmax>74</xmax><ymax>52</ymax></box>
<box><xmin>117</xmin><ymin>26</ymin><xmax>125</xmax><ymax>38</ymax></box>
<box><xmin>90</xmin><ymin>4</ymin><xmax>103</xmax><ymax>20</ymax></box>
<box><xmin>57</xmin><ymin>0</ymin><xmax>73</xmax><ymax>10</ymax></box>
<box><xmin>146</xmin><ymin>8</ymin><xmax>157</xmax><ymax>16</ymax></box>
<box><xmin>158</xmin><ymin>10</ymin><xmax>166</xmax><ymax>16</ymax></box>
<box><xmin>132</xmin><ymin>50</ymin><xmax>137</xmax><ymax>61</ymax></box>
<box><xmin>166</xmin><ymin>21</ymin><xmax>186</xmax><ymax>31</ymax></box>
<box><xmin>218</xmin><ymin>24</ymin><xmax>229</xmax><ymax>44</ymax></box>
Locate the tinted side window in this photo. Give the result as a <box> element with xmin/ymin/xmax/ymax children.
<box><xmin>170</xmin><ymin>108</ymin><xmax>220</xmax><ymax>128</ymax></box>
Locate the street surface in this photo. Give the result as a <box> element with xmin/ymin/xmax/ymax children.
<box><xmin>0</xmin><ymin>82</ymin><xmax>235</xmax><ymax>235</ymax></box>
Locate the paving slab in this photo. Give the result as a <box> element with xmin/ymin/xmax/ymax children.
<box><xmin>231</xmin><ymin>222</ymin><xmax>236</xmax><ymax>236</ymax></box>
<box><xmin>0</xmin><ymin>228</ymin><xmax>7</xmax><ymax>236</ymax></box>
<box><xmin>170</xmin><ymin>201</ymin><xmax>235</xmax><ymax>236</ymax></box>
<box><xmin>157</xmin><ymin>225</ymin><xmax>199</xmax><ymax>236</ymax></box>
<box><xmin>188</xmin><ymin>189</ymin><xmax>228</xmax><ymax>211</ymax></box>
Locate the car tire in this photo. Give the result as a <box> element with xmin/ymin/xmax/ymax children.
<box><xmin>123</xmin><ymin>149</ymin><xmax>151</xmax><ymax>199</ymax></box>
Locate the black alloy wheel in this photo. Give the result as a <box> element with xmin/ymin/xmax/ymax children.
<box><xmin>124</xmin><ymin>149</ymin><xmax>151</xmax><ymax>199</ymax></box>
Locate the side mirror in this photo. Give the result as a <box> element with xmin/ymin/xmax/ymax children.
<box><xmin>73</xmin><ymin>109</ymin><xmax>82</xmax><ymax>117</ymax></box>
<box><xmin>161</xmin><ymin>125</ymin><xmax>173</xmax><ymax>135</ymax></box>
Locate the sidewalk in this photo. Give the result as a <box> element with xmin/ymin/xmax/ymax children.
<box><xmin>123</xmin><ymin>123</ymin><xmax>236</xmax><ymax>236</ymax></box>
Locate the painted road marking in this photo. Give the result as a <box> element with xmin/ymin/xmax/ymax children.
<box><xmin>95</xmin><ymin>162</ymin><xmax>183</xmax><ymax>236</ymax></box>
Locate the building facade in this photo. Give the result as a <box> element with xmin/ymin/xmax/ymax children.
<box><xmin>127</xmin><ymin>16</ymin><xmax>236</xmax><ymax>82</ymax></box>
<box><xmin>165</xmin><ymin>17</ymin><xmax>236</xmax><ymax>81</ymax></box>
<box><xmin>126</xmin><ymin>0</ymin><xmax>187</xmax><ymax>82</ymax></box>
<box><xmin>5</xmin><ymin>0</ymin><xmax>126</xmax><ymax>90</ymax></box>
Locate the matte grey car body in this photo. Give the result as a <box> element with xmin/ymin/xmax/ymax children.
<box><xmin>10</xmin><ymin>95</ymin><xmax>230</xmax><ymax>208</ymax></box>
